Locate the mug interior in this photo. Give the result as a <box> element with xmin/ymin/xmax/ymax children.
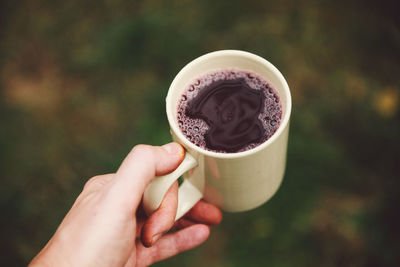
<box><xmin>166</xmin><ymin>50</ymin><xmax>291</xmax><ymax>159</ymax></box>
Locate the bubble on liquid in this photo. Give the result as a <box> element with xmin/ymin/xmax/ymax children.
<box><xmin>176</xmin><ymin>68</ymin><xmax>282</xmax><ymax>153</ymax></box>
<box><xmin>178</xmin><ymin>120</ymin><xmax>183</xmax><ymax>126</ymax></box>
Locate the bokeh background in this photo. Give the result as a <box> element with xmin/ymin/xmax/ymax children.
<box><xmin>1</xmin><ymin>0</ymin><xmax>399</xmax><ymax>266</ymax></box>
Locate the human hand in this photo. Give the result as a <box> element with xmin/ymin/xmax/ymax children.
<box><xmin>29</xmin><ymin>143</ymin><xmax>222</xmax><ymax>267</ymax></box>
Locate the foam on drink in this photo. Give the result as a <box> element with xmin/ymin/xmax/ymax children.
<box><xmin>177</xmin><ymin>69</ymin><xmax>282</xmax><ymax>153</ymax></box>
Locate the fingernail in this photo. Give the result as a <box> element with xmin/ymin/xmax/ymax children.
<box><xmin>151</xmin><ymin>233</ymin><xmax>162</xmax><ymax>245</ymax></box>
<box><xmin>162</xmin><ymin>143</ymin><xmax>184</xmax><ymax>156</ymax></box>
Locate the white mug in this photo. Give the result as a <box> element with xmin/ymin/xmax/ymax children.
<box><xmin>143</xmin><ymin>50</ymin><xmax>291</xmax><ymax>219</ymax></box>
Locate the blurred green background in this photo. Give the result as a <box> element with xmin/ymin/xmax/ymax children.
<box><xmin>1</xmin><ymin>0</ymin><xmax>399</xmax><ymax>266</ymax></box>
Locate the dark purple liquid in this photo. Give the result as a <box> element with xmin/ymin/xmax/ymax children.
<box><xmin>177</xmin><ymin>69</ymin><xmax>282</xmax><ymax>153</ymax></box>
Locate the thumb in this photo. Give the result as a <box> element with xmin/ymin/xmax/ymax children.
<box><xmin>109</xmin><ymin>143</ymin><xmax>184</xmax><ymax>208</ymax></box>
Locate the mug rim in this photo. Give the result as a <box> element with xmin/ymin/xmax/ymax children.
<box><xmin>166</xmin><ymin>50</ymin><xmax>292</xmax><ymax>159</ymax></box>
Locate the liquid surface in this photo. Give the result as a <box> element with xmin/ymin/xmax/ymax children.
<box><xmin>177</xmin><ymin>69</ymin><xmax>282</xmax><ymax>153</ymax></box>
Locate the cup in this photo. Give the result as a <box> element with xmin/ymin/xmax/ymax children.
<box><xmin>143</xmin><ymin>50</ymin><xmax>291</xmax><ymax>220</ymax></box>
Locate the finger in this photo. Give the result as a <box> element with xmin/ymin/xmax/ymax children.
<box><xmin>140</xmin><ymin>181</ymin><xmax>178</xmax><ymax>247</ymax></box>
<box><xmin>173</xmin><ymin>218</ymin><xmax>196</xmax><ymax>230</ymax></box>
<box><xmin>135</xmin><ymin>224</ymin><xmax>210</xmax><ymax>267</ymax></box>
<box><xmin>185</xmin><ymin>201</ymin><xmax>223</xmax><ymax>225</ymax></box>
<box><xmin>110</xmin><ymin>143</ymin><xmax>184</xmax><ymax>207</ymax></box>
<box><xmin>135</xmin><ymin>206</ymin><xmax>147</xmax><ymax>237</ymax></box>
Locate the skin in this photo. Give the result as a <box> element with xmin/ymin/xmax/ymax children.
<box><xmin>29</xmin><ymin>143</ymin><xmax>222</xmax><ymax>267</ymax></box>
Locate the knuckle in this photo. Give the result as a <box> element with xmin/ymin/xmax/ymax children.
<box><xmin>131</xmin><ymin>144</ymin><xmax>155</xmax><ymax>157</ymax></box>
<box><xmin>84</xmin><ymin>175</ymin><xmax>101</xmax><ymax>189</ymax></box>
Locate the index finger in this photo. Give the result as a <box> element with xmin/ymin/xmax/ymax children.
<box><xmin>140</xmin><ymin>181</ymin><xmax>178</xmax><ymax>247</ymax></box>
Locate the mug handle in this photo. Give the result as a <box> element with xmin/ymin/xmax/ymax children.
<box><xmin>143</xmin><ymin>152</ymin><xmax>203</xmax><ymax>220</ymax></box>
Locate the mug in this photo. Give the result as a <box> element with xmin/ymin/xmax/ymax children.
<box><xmin>143</xmin><ymin>50</ymin><xmax>291</xmax><ymax>220</ymax></box>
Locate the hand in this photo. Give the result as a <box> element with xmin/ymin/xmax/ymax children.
<box><xmin>29</xmin><ymin>143</ymin><xmax>222</xmax><ymax>267</ymax></box>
